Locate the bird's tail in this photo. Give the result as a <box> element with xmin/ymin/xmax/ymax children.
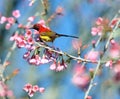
<box><xmin>57</xmin><ymin>33</ymin><xmax>78</xmax><ymax>38</ymax></box>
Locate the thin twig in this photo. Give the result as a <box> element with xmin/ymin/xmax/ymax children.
<box><xmin>0</xmin><ymin>33</ymin><xmax>18</xmax><ymax>82</ymax></box>
<box><xmin>81</xmin><ymin>36</ymin><xmax>102</xmax><ymax>67</ymax></box>
<box><xmin>81</xmin><ymin>11</ymin><xmax>120</xmax><ymax>67</ymax></box>
<box><xmin>3</xmin><ymin>41</ymin><xmax>17</xmax><ymax>67</ymax></box>
<box><xmin>35</xmin><ymin>42</ymin><xmax>120</xmax><ymax>64</ymax></box>
<box><xmin>1</xmin><ymin>21</ymin><xmax>32</xmax><ymax>82</ymax></box>
<box><xmin>84</xmin><ymin>10</ymin><xmax>120</xmax><ymax>99</ymax></box>
<box><xmin>105</xmin><ymin>19</ymin><xmax>120</xmax><ymax>50</ymax></box>
<box><xmin>35</xmin><ymin>42</ymin><xmax>93</xmax><ymax>63</ymax></box>
<box><xmin>41</xmin><ymin>0</ymin><xmax>48</xmax><ymax>15</ymax></box>
<box><xmin>84</xmin><ymin>59</ymin><xmax>101</xmax><ymax>99</ymax></box>
<box><xmin>104</xmin><ymin>10</ymin><xmax>120</xmax><ymax>50</ymax></box>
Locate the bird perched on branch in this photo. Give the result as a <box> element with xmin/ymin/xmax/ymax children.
<box><xmin>31</xmin><ymin>23</ymin><xmax>78</xmax><ymax>42</ymax></box>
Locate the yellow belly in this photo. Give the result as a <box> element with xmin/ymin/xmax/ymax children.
<box><xmin>40</xmin><ymin>35</ymin><xmax>53</xmax><ymax>42</ymax></box>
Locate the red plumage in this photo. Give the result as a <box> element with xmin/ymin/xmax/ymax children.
<box><xmin>33</xmin><ymin>24</ymin><xmax>51</xmax><ymax>33</ymax></box>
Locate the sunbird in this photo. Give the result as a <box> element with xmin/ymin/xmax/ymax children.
<box><xmin>32</xmin><ymin>23</ymin><xmax>78</xmax><ymax>42</ymax></box>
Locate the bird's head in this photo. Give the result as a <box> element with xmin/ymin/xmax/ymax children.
<box><xmin>30</xmin><ymin>23</ymin><xmax>51</xmax><ymax>33</ymax></box>
<box><xmin>32</xmin><ymin>23</ymin><xmax>40</xmax><ymax>31</ymax></box>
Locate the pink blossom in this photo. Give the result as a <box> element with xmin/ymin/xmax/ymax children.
<box><xmin>35</xmin><ymin>55</ymin><xmax>41</xmax><ymax>65</ymax></box>
<box><xmin>91</xmin><ymin>17</ymin><xmax>107</xmax><ymax>36</ymax></box>
<box><xmin>72</xmin><ymin>65</ymin><xmax>90</xmax><ymax>89</ymax></box>
<box><xmin>29</xmin><ymin>58</ymin><xmax>37</xmax><ymax>65</ymax></box>
<box><xmin>95</xmin><ymin>17</ymin><xmax>103</xmax><ymax>25</ymax></box>
<box><xmin>44</xmin><ymin>49</ymin><xmax>56</xmax><ymax>59</ymax></box>
<box><xmin>17</xmin><ymin>40</ymin><xmax>26</xmax><ymax>48</ymax></box>
<box><xmin>91</xmin><ymin>27</ymin><xmax>98</xmax><ymax>36</ymax></box>
<box><xmin>6</xmin><ymin>90</ymin><xmax>13</xmax><ymax>97</ymax></box>
<box><xmin>110</xmin><ymin>39</ymin><xmax>116</xmax><ymax>45</ymax></box>
<box><xmin>38</xmin><ymin>20</ymin><xmax>46</xmax><ymax>25</ymax></box>
<box><xmin>56</xmin><ymin>61</ymin><xmax>67</xmax><ymax>72</ymax></box>
<box><xmin>110</xmin><ymin>18</ymin><xmax>118</xmax><ymax>28</ymax></box>
<box><xmin>23</xmin><ymin>83</ymin><xmax>45</xmax><ymax>97</ymax></box>
<box><xmin>25</xmin><ymin>44</ymin><xmax>32</xmax><ymax>50</ymax></box>
<box><xmin>109</xmin><ymin>42</ymin><xmax>120</xmax><ymax>58</ymax></box>
<box><xmin>73</xmin><ymin>65</ymin><xmax>85</xmax><ymax>75</ymax></box>
<box><xmin>12</xmin><ymin>10</ymin><xmax>20</xmax><ymax>18</ymax></box>
<box><xmin>27</xmin><ymin>37</ymin><xmax>34</xmax><ymax>45</ymax></box>
<box><xmin>56</xmin><ymin>6</ymin><xmax>64</xmax><ymax>15</ymax></box>
<box><xmin>33</xmin><ymin>30</ymin><xmax>39</xmax><ymax>34</ymax></box>
<box><xmin>113</xmin><ymin>62</ymin><xmax>120</xmax><ymax>82</ymax></box>
<box><xmin>29</xmin><ymin>55</ymin><xmax>41</xmax><ymax>66</ymax></box>
<box><xmin>23</xmin><ymin>51</ymin><xmax>30</xmax><ymax>59</ymax></box>
<box><xmin>92</xmin><ymin>40</ymin><xmax>96</xmax><ymax>45</ymax></box>
<box><xmin>7</xmin><ymin>17</ymin><xmax>15</xmax><ymax>24</ymax></box>
<box><xmin>0</xmin><ymin>81</ymin><xmax>13</xmax><ymax>97</ymax></box>
<box><xmin>27</xmin><ymin>16</ymin><xmax>35</xmax><ymax>22</ymax></box>
<box><xmin>50</xmin><ymin>60</ymin><xmax>67</xmax><ymax>72</ymax></box>
<box><xmin>72</xmin><ymin>39</ymin><xmax>82</xmax><ymax>50</ymax></box>
<box><xmin>10</xmin><ymin>33</ymin><xmax>18</xmax><ymax>41</ymax></box>
<box><xmin>23</xmin><ymin>83</ymin><xmax>32</xmax><ymax>92</ymax></box>
<box><xmin>56</xmin><ymin>62</ymin><xmax>64</xmax><ymax>72</ymax></box>
<box><xmin>40</xmin><ymin>58</ymin><xmax>50</xmax><ymax>64</ymax></box>
<box><xmin>39</xmin><ymin>87</ymin><xmax>45</xmax><ymax>93</ymax></box>
<box><xmin>89</xmin><ymin>68</ymin><xmax>94</xmax><ymax>73</ymax></box>
<box><xmin>113</xmin><ymin>62</ymin><xmax>120</xmax><ymax>74</ymax></box>
<box><xmin>105</xmin><ymin>60</ymin><xmax>113</xmax><ymax>68</ymax></box>
<box><xmin>50</xmin><ymin>62</ymin><xmax>57</xmax><ymax>70</ymax></box>
<box><xmin>41</xmin><ymin>55</ymin><xmax>51</xmax><ymax>64</ymax></box>
<box><xmin>29</xmin><ymin>0</ymin><xmax>35</xmax><ymax>6</ymax></box>
<box><xmin>15</xmin><ymin>35</ymin><xmax>27</xmax><ymax>47</ymax></box>
<box><xmin>18</xmin><ymin>24</ymin><xmax>25</xmax><ymax>28</ymax></box>
<box><xmin>85</xmin><ymin>51</ymin><xmax>99</xmax><ymax>62</ymax></box>
<box><xmin>72</xmin><ymin>74</ymin><xmax>90</xmax><ymax>89</ymax></box>
<box><xmin>25</xmin><ymin>30</ymin><xmax>32</xmax><ymax>37</ymax></box>
<box><xmin>97</xmin><ymin>26</ymin><xmax>103</xmax><ymax>35</ymax></box>
<box><xmin>0</xmin><ymin>16</ymin><xmax>7</xmax><ymax>24</ymax></box>
<box><xmin>32</xmin><ymin>85</ymin><xmax>39</xmax><ymax>92</ymax></box>
<box><xmin>28</xmin><ymin>89</ymin><xmax>35</xmax><ymax>97</ymax></box>
<box><xmin>0</xmin><ymin>90</ymin><xmax>6</xmax><ymax>97</ymax></box>
<box><xmin>5</xmin><ymin>23</ymin><xmax>12</xmax><ymax>30</ymax></box>
<box><xmin>38</xmin><ymin>20</ymin><xmax>48</xmax><ymax>29</ymax></box>
<box><xmin>86</xmin><ymin>96</ymin><xmax>92</xmax><ymax>99</ymax></box>
<box><xmin>91</xmin><ymin>26</ymin><xmax>103</xmax><ymax>36</ymax></box>
<box><xmin>14</xmin><ymin>35</ymin><xmax>27</xmax><ymax>48</ymax></box>
<box><xmin>25</xmin><ymin>45</ymin><xmax>36</xmax><ymax>51</ymax></box>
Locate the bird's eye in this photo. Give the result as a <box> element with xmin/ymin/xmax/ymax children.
<box><xmin>33</xmin><ymin>25</ymin><xmax>39</xmax><ymax>31</ymax></box>
<box><xmin>35</xmin><ymin>27</ymin><xmax>39</xmax><ymax>31</ymax></box>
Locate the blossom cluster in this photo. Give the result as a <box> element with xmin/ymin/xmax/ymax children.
<box><xmin>1</xmin><ymin>5</ymin><xmax>120</xmax><ymax>98</ymax></box>
<box><xmin>91</xmin><ymin>17</ymin><xmax>118</xmax><ymax>36</ymax></box>
<box><xmin>72</xmin><ymin>65</ymin><xmax>90</xmax><ymax>89</ymax></box>
<box><xmin>71</xmin><ymin>16</ymin><xmax>120</xmax><ymax>90</ymax></box>
<box><xmin>105</xmin><ymin>40</ymin><xmax>120</xmax><ymax>68</ymax></box>
<box><xmin>23</xmin><ymin>83</ymin><xmax>45</xmax><ymax>97</ymax></box>
<box><xmin>0</xmin><ymin>81</ymin><xmax>13</xmax><ymax>97</ymax></box>
<box><xmin>9</xmin><ymin>19</ymin><xmax>67</xmax><ymax>71</ymax></box>
<box><xmin>0</xmin><ymin>10</ymin><xmax>20</xmax><ymax>29</ymax></box>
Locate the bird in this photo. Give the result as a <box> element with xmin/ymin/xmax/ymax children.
<box><xmin>31</xmin><ymin>23</ymin><xmax>78</xmax><ymax>42</ymax></box>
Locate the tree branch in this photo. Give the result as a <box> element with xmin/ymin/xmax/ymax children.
<box><xmin>35</xmin><ymin>42</ymin><xmax>94</xmax><ymax>63</ymax></box>
<box><xmin>84</xmin><ymin>10</ymin><xmax>120</xmax><ymax>99</ymax></box>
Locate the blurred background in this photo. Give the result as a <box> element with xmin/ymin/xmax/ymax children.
<box><xmin>0</xmin><ymin>0</ymin><xmax>120</xmax><ymax>99</ymax></box>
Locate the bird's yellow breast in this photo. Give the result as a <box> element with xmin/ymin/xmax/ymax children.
<box><xmin>39</xmin><ymin>31</ymin><xmax>57</xmax><ymax>42</ymax></box>
<box><xmin>40</xmin><ymin>35</ymin><xmax>53</xmax><ymax>42</ymax></box>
